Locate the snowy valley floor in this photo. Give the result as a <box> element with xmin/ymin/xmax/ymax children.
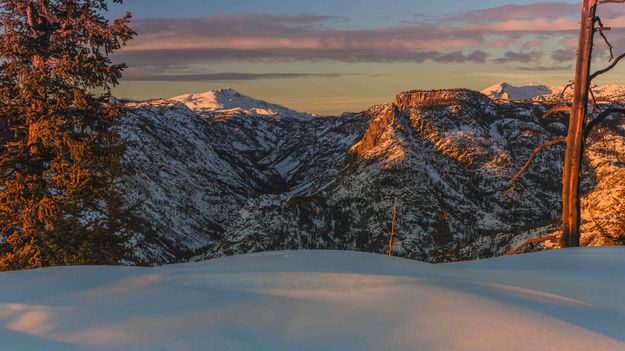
<box><xmin>1</xmin><ymin>248</ymin><xmax>624</xmax><ymax>351</ymax></box>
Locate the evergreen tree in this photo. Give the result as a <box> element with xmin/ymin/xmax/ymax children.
<box><xmin>432</xmin><ymin>210</ymin><xmax>458</xmax><ymax>263</ymax></box>
<box><xmin>0</xmin><ymin>0</ymin><xmax>136</xmax><ymax>270</ymax></box>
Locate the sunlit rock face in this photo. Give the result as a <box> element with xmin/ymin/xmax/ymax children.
<box><xmin>119</xmin><ymin>87</ymin><xmax>625</xmax><ymax>265</ymax></box>
<box><xmin>395</xmin><ymin>89</ymin><xmax>489</xmax><ymax>109</ymax></box>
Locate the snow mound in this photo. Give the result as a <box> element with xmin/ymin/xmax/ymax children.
<box><xmin>481</xmin><ymin>82</ymin><xmax>553</xmax><ymax>101</ymax></box>
<box><xmin>1</xmin><ymin>248</ymin><xmax>624</xmax><ymax>351</ymax></box>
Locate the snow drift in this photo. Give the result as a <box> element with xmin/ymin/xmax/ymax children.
<box><xmin>1</xmin><ymin>248</ymin><xmax>624</xmax><ymax>351</ymax></box>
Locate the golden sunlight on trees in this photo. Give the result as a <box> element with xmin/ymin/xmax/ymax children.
<box><xmin>0</xmin><ymin>0</ymin><xmax>137</xmax><ymax>270</ymax></box>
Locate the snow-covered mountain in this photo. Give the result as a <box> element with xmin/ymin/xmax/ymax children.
<box><xmin>2</xmin><ymin>248</ymin><xmax>624</xmax><ymax>351</ymax></box>
<box><xmin>119</xmin><ymin>86</ymin><xmax>625</xmax><ymax>264</ymax></box>
<box><xmin>170</xmin><ymin>88</ymin><xmax>312</xmax><ymax>119</ymax></box>
<box><xmin>481</xmin><ymin>82</ymin><xmax>625</xmax><ymax>103</ymax></box>
<box><xmin>481</xmin><ymin>82</ymin><xmax>554</xmax><ymax>101</ymax></box>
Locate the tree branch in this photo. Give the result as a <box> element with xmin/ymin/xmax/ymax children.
<box><xmin>543</xmin><ymin>105</ymin><xmax>571</xmax><ymax>119</ymax></box>
<box><xmin>584</xmin><ymin>108</ymin><xmax>625</xmax><ymax>139</ymax></box>
<box><xmin>589</xmin><ymin>87</ymin><xmax>601</xmax><ymax>111</ymax></box>
<box><xmin>558</xmin><ymin>82</ymin><xmax>574</xmax><ymax>103</ymax></box>
<box><xmin>506</xmin><ymin>137</ymin><xmax>567</xmax><ymax>195</ymax></box>
<box><xmin>594</xmin><ymin>16</ymin><xmax>614</xmax><ymax>61</ymax></box>
<box><xmin>507</xmin><ymin>235</ymin><xmax>558</xmax><ymax>255</ymax></box>
<box><xmin>589</xmin><ymin>52</ymin><xmax>625</xmax><ymax>80</ymax></box>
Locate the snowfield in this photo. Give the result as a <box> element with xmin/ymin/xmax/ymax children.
<box><xmin>1</xmin><ymin>248</ymin><xmax>624</xmax><ymax>351</ymax></box>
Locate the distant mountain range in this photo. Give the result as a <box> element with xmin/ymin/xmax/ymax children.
<box><xmin>119</xmin><ymin>84</ymin><xmax>625</xmax><ymax>265</ymax></box>
<box><xmin>481</xmin><ymin>82</ymin><xmax>625</xmax><ymax>102</ymax></box>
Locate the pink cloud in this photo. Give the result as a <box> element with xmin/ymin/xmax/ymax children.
<box><xmin>116</xmin><ymin>2</ymin><xmax>625</xmax><ymax>77</ymax></box>
<box><xmin>444</xmin><ymin>3</ymin><xmax>578</xmax><ymax>23</ymax></box>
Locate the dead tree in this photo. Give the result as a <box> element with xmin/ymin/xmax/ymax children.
<box><xmin>508</xmin><ymin>0</ymin><xmax>625</xmax><ymax>253</ymax></box>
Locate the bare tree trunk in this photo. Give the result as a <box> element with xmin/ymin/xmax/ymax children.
<box><xmin>561</xmin><ymin>0</ymin><xmax>598</xmax><ymax>248</ymax></box>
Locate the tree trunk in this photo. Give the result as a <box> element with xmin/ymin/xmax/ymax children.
<box><xmin>561</xmin><ymin>0</ymin><xmax>597</xmax><ymax>248</ymax></box>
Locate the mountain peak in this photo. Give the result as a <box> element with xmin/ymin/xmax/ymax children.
<box><xmin>169</xmin><ymin>88</ymin><xmax>311</xmax><ymax>119</ymax></box>
<box><xmin>481</xmin><ymin>82</ymin><xmax>553</xmax><ymax>101</ymax></box>
<box><xmin>171</xmin><ymin>88</ymin><xmax>253</xmax><ymax>111</ymax></box>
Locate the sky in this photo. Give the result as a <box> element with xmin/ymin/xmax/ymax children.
<box><xmin>109</xmin><ymin>0</ymin><xmax>625</xmax><ymax>114</ymax></box>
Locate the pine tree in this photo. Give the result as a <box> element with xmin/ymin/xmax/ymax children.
<box><xmin>432</xmin><ymin>210</ymin><xmax>458</xmax><ymax>263</ymax></box>
<box><xmin>0</xmin><ymin>0</ymin><xmax>136</xmax><ymax>270</ymax></box>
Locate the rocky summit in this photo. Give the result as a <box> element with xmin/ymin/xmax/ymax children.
<box><xmin>119</xmin><ymin>85</ymin><xmax>625</xmax><ymax>265</ymax></box>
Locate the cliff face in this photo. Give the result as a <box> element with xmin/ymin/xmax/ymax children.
<box><xmin>119</xmin><ymin>87</ymin><xmax>625</xmax><ymax>264</ymax></box>
<box><xmin>395</xmin><ymin>89</ymin><xmax>490</xmax><ymax>109</ymax></box>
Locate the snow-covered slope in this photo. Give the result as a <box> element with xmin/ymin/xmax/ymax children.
<box><xmin>1</xmin><ymin>248</ymin><xmax>624</xmax><ymax>351</ymax></box>
<box><xmin>118</xmin><ymin>87</ymin><xmax>625</xmax><ymax>265</ymax></box>
<box><xmin>120</xmin><ymin>91</ymin><xmax>365</xmax><ymax>263</ymax></box>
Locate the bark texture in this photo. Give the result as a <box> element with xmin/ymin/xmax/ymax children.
<box><xmin>561</xmin><ymin>0</ymin><xmax>598</xmax><ymax>248</ymax></box>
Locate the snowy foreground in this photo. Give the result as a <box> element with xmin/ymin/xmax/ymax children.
<box><xmin>1</xmin><ymin>249</ymin><xmax>624</xmax><ymax>351</ymax></box>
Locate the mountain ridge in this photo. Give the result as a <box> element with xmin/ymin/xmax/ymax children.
<box><xmin>481</xmin><ymin>82</ymin><xmax>625</xmax><ymax>102</ymax></box>
<box><xmin>119</xmin><ymin>84</ymin><xmax>625</xmax><ymax>264</ymax></box>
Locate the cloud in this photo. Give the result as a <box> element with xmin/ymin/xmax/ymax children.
<box><xmin>125</xmin><ymin>14</ymin><xmax>485</xmax><ymax>53</ymax></box>
<box><xmin>515</xmin><ymin>64</ymin><xmax>572</xmax><ymax>71</ymax></box>
<box><xmin>434</xmin><ymin>50</ymin><xmax>489</xmax><ymax>63</ymax></box>
<box><xmin>114</xmin><ymin>3</ymin><xmax>625</xmax><ymax>76</ymax></box>
<box><xmin>466</xmin><ymin>50</ymin><xmax>489</xmax><ymax>63</ymax></box>
<box><xmin>115</xmin><ymin>48</ymin><xmax>492</xmax><ymax>77</ymax></box>
<box><xmin>444</xmin><ymin>3</ymin><xmax>578</xmax><ymax>24</ymax></box>
<box><xmin>122</xmin><ymin>72</ymin><xmax>352</xmax><ymax>82</ymax></box>
<box><xmin>494</xmin><ymin>50</ymin><xmax>543</xmax><ymax>63</ymax></box>
<box><xmin>551</xmin><ymin>49</ymin><xmax>576</xmax><ymax>62</ymax></box>
<box><xmin>115</xmin><ymin>48</ymin><xmax>444</xmax><ymax>69</ymax></box>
